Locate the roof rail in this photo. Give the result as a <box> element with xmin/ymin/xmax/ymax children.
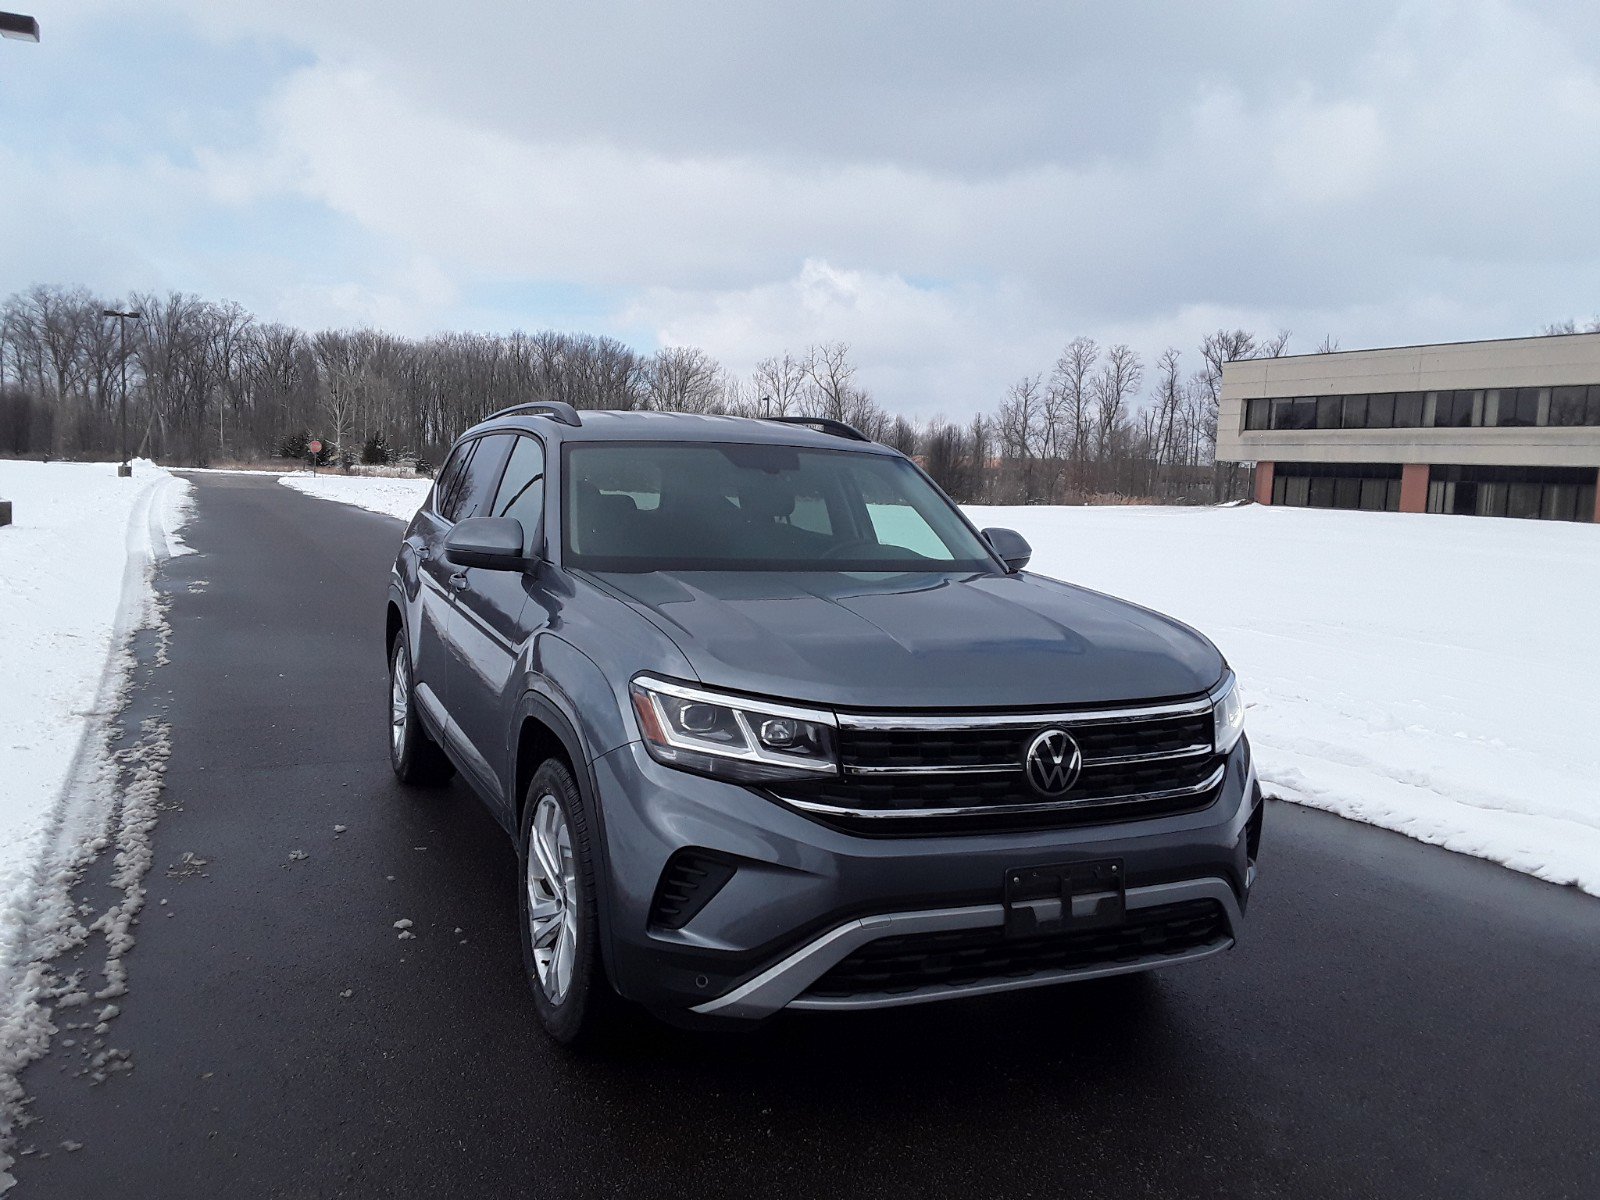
<box><xmin>485</xmin><ymin>400</ymin><xmax>583</xmax><ymax>428</ymax></box>
<box><xmin>761</xmin><ymin>415</ymin><xmax>870</xmax><ymax>442</ymax></box>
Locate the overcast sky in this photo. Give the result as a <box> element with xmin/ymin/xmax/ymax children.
<box><xmin>4</xmin><ymin>1</ymin><xmax>1598</xmax><ymax>418</ymax></box>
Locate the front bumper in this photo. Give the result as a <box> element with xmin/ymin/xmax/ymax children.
<box><xmin>590</xmin><ymin>736</ymin><xmax>1261</xmax><ymax>1017</ymax></box>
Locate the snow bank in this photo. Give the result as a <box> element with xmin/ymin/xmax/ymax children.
<box><xmin>0</xmin><ymin>459</ymin><xmax>191</xmax><ymax>1188</ymax></box>
<box><xmin>279</xmin><ymin>471</ymin><xmax>430</xmax><ymax>523</ymax></box>
<box><xmin>969</xmin><ymin>503</ymin><xmax>1600</xmax><ymax>895</ymax></box>
<box><xmin>0</xmin><ymin>461</ymin><xmax>189</xmax><ymax>898</ymax></box>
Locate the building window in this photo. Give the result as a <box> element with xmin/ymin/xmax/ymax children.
<box><xmin>1550</xmin><ymin>386</ymin><xmax>1587</xmax><ymax>426</ymax></box>
<box><xmin>1269</xmin><ymin>397</ymin><xmax>1317</xmax><ymax>430</ymax></box>
<box><xmin>1426</xmin><ymin>465</ymin><xmax>1597</xmax><ymax>523</ymax></box>
<box><xmin>1270</xmin><ymin>462</ymin><xmax>1403</xmax><ymax>513</ymax></box>
<box><xmin>1431</xmin><ymin>390</ymin><xmax>1479</xmax><ymax>427</ymax></box>
<box><xmin>1243</xmin><ymin>381</ymin><xmax>1600</xmax><ymax>431</ymax></box>
<box><xmin>1490</xmin><ymin>387</ymin><xmax>1542</xmax><ymax>427</ymax></box>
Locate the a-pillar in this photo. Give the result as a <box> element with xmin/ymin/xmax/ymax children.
<box><xmin>1253</xmin><ymin>461</ymin><xmax>1275</xmax><ymax>506</ymax></box>
<box><xmin>1399</xmin><ymin>463</ymin><xmax>1429</xmax><ymax>514</ymax></box>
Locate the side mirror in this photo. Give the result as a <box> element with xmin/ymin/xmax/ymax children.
<box><xmin>444</xmin><ymin>517</ymin><xmax>527</xmax><ymax>572</ymax></box>
<box><xmin>982</xmin><ymin>527</ymin><xmax>1032</xmax><ymax>572</ymax></box>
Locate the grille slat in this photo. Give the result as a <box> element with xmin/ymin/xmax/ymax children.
<box><xmin>777</xmin><ymin>704</ymin><xmax>1223</xmax><ymax>834</ymax></box>
<box><xmin>838</xmin><ymin>712</ymin><xmax>1213</xmax><ymax>774</ymax></box>
<box><xmin>648</xmin><ymin>850</ymin><xmax>738</xmax><ymax>931</ymax></box>
<box><xmin>804</xmin><ymin>900</ymin><xmax>1227</xmax><ymax>999</ymax></box>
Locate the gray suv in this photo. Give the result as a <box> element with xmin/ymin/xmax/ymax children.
<box><xmin>385</xmin><ymin>402</ymin><xmax>1262</xmax><ymax>1042</ymax></box>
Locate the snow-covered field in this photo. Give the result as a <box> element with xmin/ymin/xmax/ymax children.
<box><xmin>0</xmin><ymin>459</ymin><xmax>191</xmax><ymax>1186</ymax></box>
<box><xmin>281</xmin><ymin>472</ymin><xmax>1598</xmax><ymax>895</ymax></box>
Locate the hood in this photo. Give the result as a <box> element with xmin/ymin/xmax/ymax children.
<box><xmin>589</xmin><ymin>569</ymin><xmax>1224</xmax><ymax>710</ymax></box>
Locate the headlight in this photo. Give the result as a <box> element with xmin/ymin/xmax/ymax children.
<box><xmin>629</xmin><ymin>675</ymin><xmax>838</xmax><ymax>783</ymax></box>
<box><xmin>1213</xmin><ymin>673</ymin><xmax>1245</xmax><ymax>753</ymax></box>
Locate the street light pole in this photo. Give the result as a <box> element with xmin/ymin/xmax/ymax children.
<box><xmin>103</xmin><ymin>308</ymin><xmax>143</xmax><ymax>476</ymax></box>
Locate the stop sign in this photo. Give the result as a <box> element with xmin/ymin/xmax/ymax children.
<box><xmin>309</xmin><ymin>439</ymin><xmax>323</xmax><ymax>454</ymax></box>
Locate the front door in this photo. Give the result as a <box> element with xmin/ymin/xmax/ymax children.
<box><xmin>448</xmin><ymin>432</ymin><xmax>550</xmax><ymax>810</ymax></box>
<box><xmin>430</xmin><ymin>432</ymin><xmax>515</xmax><ymax>791</ymax></box>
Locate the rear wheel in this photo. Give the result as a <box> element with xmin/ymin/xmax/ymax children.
<box><xmin>388</xmin><ymin>635</ymin><xmax>453</xmax><ymax>785</ymax></box>
<box><xmin>518</xmin><ymin>759</ymin><xmax>618</xmax><ymax>1044</ymax></box>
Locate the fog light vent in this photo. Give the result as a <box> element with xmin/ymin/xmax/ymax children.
<box><xmin>648</xmin><ymin>850</ymin><xmax>738</xmax><ymax>931</ymax></box>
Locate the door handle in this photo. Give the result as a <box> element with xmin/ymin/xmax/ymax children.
<box><xmin>449</xmin><ymin>571</ymin><xmax>469</xmax><ymax>591</ymax></box>
<box><xmin>415</xmin><ymin>544</ymin><xmax>431</xmax><ymax>562</ymax></box>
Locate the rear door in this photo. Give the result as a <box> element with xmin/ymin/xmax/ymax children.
<box><xmin>448</xmin><ymin>432</ymin><xmax>549</xmax><ymax>808</ymax></box>
<box><xmin>407</xmin><ymin>440</ymin><xmax>475</xmax><ymax>733</ymax></box>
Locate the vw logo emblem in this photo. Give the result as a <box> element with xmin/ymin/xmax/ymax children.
<box><xmin>1025</xmin><ymin>728</ymin><xmax>1082</xmax><ymax>797</ymax></box>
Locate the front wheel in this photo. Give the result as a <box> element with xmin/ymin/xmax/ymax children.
<box><xmin>518</xmin><ymin>759</ymin><xmax>618</xmax><ymax>1044</ymax></box>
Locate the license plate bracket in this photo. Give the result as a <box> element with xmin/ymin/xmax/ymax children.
<box><xmin>1003</xmin><ymin>859</ymin><xmax>1125</xmax><ymax>938</ymax></box>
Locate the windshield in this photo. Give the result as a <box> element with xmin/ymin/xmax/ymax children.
<box><xmin>562</xmin><ymin>441</ymin><xmax>998</xmax><ymax>573</ymax></box>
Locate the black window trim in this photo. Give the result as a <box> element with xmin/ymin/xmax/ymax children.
<box><xmin>434</xmin><ymin>432</ymin><xmax>524</xmax><ymax>525</ymax></box>
<box><xmin>490</xmin><ymin>430</ymin><xmax>549</xmax><ymax>556</ymax></box>
<box><xmin>431</xmin><ymin>438</ymin><xmax>479</xmax><ymax>522</ymax></box>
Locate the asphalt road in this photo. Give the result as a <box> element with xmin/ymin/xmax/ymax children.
<box><xmin>17</xmin><ymin>472</ymin><xmax>1600</xmax><ymax>1198</ymax></box>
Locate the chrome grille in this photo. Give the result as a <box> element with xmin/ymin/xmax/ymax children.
<box><xmin>774</xmin><ymin>696</ymin><xmax>1223</xmax><ymax>833</ymax></box>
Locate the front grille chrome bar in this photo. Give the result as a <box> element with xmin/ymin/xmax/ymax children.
<box><xmin>834</xmin><ymin>694</ymin><xmax>1215</xmax><ymax>733</ymax></box>
<box><xmin>841</xmin><ymin>741</ymin><xmax>1214</xmax><ymax>777</ymax></box>
<box><xmin>781</xmin><ymin>763</ymin><xmax>1227</xmax><ymax>822</ymax></box>
<box><xmin>843</xmin><ymin>762</ymin><xmax>1019</xmax><ymax>777</ymax></box>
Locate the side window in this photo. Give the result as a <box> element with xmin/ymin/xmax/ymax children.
<box><xmin>432</xmin><ymin>443</ymin><xmax>474</xmax><ymax>520</ymax></box>
<box><xmin>448</xmin><ymin>434</ymin><xmax>515</xmax><ymax>523</ymax></box>
<box><xmin>491</xmin><ymin>435</ymin><xmax>546</xmax><ymax>555</ymax></box>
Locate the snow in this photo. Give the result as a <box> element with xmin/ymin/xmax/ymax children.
<box><xmin>0</xmin><ymin>458</ymin><xmax>192</xmax><ymax>1190</ymax></box>
<box><xmin>278</xmin><ymin>472</ymin><xmax>430</xmax><ymax>522</ymax></box>
<box><xmin>0</xmin><ymin>460</ymin><xmax>189</xmax><ymax>913</ymax></box>
<box><xmin>968</xmin><ymin>503</ymin><xmax>1600</xmax><ymax>895</ymax></box>
<box><xmin>278</xmin><ymin>470</ymin><xmax>1599</xmax><ymax>896</ymax></box>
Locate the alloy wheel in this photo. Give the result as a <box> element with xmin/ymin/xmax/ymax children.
<box><xmin>390</xmin><ymin>648</ymin><xmax>408</xmax><ymax>754</ymax></box>
<box><xmin>525</xmin><ymin>795</ymin><xmax>579</xmax><ymax>1004</ymax></box>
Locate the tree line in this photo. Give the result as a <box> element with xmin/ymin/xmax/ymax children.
<box><xmin>0</xmin><ymin>283</ymin><xmax>1288</xmax><ymax>504</ymax></box>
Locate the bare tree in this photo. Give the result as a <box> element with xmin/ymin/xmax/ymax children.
<box><xmin>1091</xmin><ymin>344</ymin><xmax>1143</xmax><ymax>472</ymax></box>
<box><xmin>751</xmin><ymin>352</ymin><xmax>808</xmax><ymax>416</ymax></box>
<box><xmin>644</xmin><ymin>345</ymin><xmax>722</xmax><ymax>413</ymax></box>
<box><xmin>1150</xmin><ymin>347</ymin><xmax>1185</xmax><ymax>480</ymax></box>
<box><xmin>1258</xmin><ymin>329</ymin><xmax>1292</xmax><ymax>358</ymax></box>
<box><xmin>1543</xmin><ymin>316</ymin><xmax>1600</xmax><ymax>335</ymax></box>
<box><xmin>802</xmin><ymin>342</ymin><xmax>857</xmax><ymax>421</ymax></box>
<box><xmin>1049</xmin><ymin>336</ymin><xmax>1097</xmax><ymax>495</ymax></box>
<box><xmin>997</xmin><ymin>374</ymin><xmax>1047</xmax><ymax>501</ymax></box>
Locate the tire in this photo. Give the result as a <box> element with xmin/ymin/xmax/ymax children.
<box><xmin>518</xmin><ymin>758</ymin><xmax>618</xmax><ymax>1044</ymax></box>
<box><xmin>388</xmin><ymin>634</ymin><xmax>454</xmax><ymax>785</ymax></box>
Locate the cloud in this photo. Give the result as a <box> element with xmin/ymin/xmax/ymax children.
<box><xmin>8</xmin><ymin>0</ymin><xmax>1600</xmax><ymax>419</ymax></box>
<box><xmin>619</xmin><ymin>261</ymin><xmax>1064</xmax><ymax>420</ymax></box>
